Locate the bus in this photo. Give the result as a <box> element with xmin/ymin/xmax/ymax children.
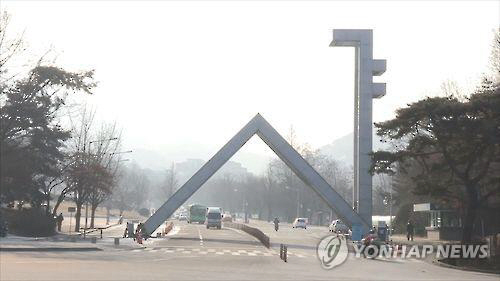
<box><xmin>188</xmin><ymin>204</ymin><xmax>206</xmax><ymax>224</ymax></box>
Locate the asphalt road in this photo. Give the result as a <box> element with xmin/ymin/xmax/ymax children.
<box><xmin>1</xmin><ymin>220</ymin><xmax>498</xmax><ymax>280</ymax></box>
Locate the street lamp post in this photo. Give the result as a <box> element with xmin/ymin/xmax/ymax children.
<box><xmin>296</xmin><ymin>187</ymin><xmax>300</xmax><ymax>218</ymax></box>
<box><xmin>244</xmin><ymin>201</ymin><xmax>249</xmax><ymax>223</ymax></box>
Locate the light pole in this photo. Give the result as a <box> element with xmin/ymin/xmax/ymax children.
<box><xmin>296</xmin><ymin>187</ymin><xmax>300</xmax><ymax>218</ymax></box>
<box><xmin>244</xmin><ymin>201</ymin><xmax>249</xmax><ymax>223</ymax></box>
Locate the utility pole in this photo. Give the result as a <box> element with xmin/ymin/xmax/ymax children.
<box><xmin>84</xmin><ymin>201</ymin><xmax>88</xmax><ymax>239</ymax></box>
<box><xmin>296</xmin><ymin>186</ymin><xmax>300</xmax><ymax>218</ymax></box>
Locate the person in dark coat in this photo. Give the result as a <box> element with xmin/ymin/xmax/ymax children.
<box><xmin>406</xmin><ymin>220</ymin><xmax>414</xmax><ymax>241</ymax></box>
<box><xmin>56</xmin><ymin>213</ymin><xmax>64</xmax><ymax>232</ymax></box>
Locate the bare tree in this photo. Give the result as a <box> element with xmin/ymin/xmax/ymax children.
<box><xmin>87</xmin><ymin>123</ymin><xmax>122</xmax><ymax>228</ymax></box>
<box><xmin>161</xmin><ymin>162</ymin><xmax>178</xmax><ymax>199</ymax></box>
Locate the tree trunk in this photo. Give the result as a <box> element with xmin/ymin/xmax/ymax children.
<box><xmin>462</xmin><ymin>184</ymin><xmax>479</xmax><ymax>243</ymax></box>
<box><xmin>74</xmin><ymin>203</ymin><xmax>82</xmax><ymax>232</ymax></box>
<box><xmin>106</xmin><ymin>207</ymin><xmax>110</xmax><ymax>225</ymax></box>
<box><xmin>52</xmin><ymin>193</ymin><xmax>65</xmax><ymax>217</ymax></box>
<box><xmin>90</xmin><ymin>205</ymin><xmax>97</xmax><ymax>228</ymax></box>
<box><xmin>46</xmin><ymin>193</ymin><xmax>51</xmax><ymax>216</ymax></box>
<box><xmin>267</xmin><ymin>200</ymin><xmax>272</xmax><ymax>222</ymax></box>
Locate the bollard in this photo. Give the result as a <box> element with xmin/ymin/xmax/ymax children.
<box><xmin>283</xmin><ymin>245</ymin><xmax>287</xmax><ymax>262</ymax></box>
<box><xmin>100</xmin><ymin>229</ymin><xmax>103</xmax><ymax>239</ymax></box>
<box><xmin>91</xmin><ymin>237</ymin><xmax>97</xmax><ymax>244</ymax></box>
<box><xmin>114</xmin><ymin>238</ymin><xmax>120</xmax><ymax>246</ymax></box>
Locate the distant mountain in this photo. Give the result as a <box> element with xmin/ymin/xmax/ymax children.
<box><xmin>128</xmin><ymin>132</ymin><xmax>388</xmax><ymax>176</ymax></box>
<box><xmin>319</xmin><ymin>131</ymin><xmax>387</xmax><ymax>166</ymax></box>
<box><xmin>127</xmin><ymin>146</ymin><xmax>270</xmax><ymax>175</ymax></box>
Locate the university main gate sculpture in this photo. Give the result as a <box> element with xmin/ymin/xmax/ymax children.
<box><xmin>141</xmin><ymin>29</ymin><xmax>386</xmax><ymax>238</ymax></box>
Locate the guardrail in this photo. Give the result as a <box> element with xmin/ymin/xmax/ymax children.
<box><xmin>224</xmin><ymin>222</ymin><xmax>270</xmax><ymax>248</ymax></box>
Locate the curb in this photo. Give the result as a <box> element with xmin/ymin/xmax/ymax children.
<box><xmin>0</xmin><ymin>247</ymin><xmax>102</xmax><ymax>252</ymax></box>
<box><xmin>224</xmin><ymin>222</ymin><xmax>270</xmax><ymax>248</ymax></box>
<box><xmin>432</xmin><ymin>259</ymin><xmax>500</xmax><ymax>275</ymax></box>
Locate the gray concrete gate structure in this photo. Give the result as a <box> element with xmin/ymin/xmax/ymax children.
<box><xmin>142</xmin><ymin>29</ymin><xmax>386</xmax><ymax>238</ymax></box>
<box><xmin>141</xmin><ymin>114</ymin><xmax>370</xmax><ymax>237</ymax></box>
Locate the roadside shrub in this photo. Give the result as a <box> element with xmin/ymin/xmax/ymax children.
<box><xmin>3</xmin><ymin>208</ymin><xmax>56</xmax><ymax>237</ymax></box>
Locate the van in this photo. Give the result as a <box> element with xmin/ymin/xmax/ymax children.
<box><xmin>206</xmin><ymin>207</ymin><xmax>222</xmax><ymax>229</ymax></box>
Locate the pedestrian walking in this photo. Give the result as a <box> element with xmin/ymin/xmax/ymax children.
<box><xmin>135</xmin><ymin>223</ymin><xmax>144</xmax><ymax>244</ymax></box>
<box><xmin>273</xmin><ymin>217</ymin><xmax>280</xmax><ymax>231</ymax></box>
<box><xmin>56</xmin><ymin>213</ymin><xmax>64</xmax><ymax>232</ymax></box>
<box><xmin>406</xmin><ymin>220</ymin><xmax>414</xmax><ymax>241</ymax></box>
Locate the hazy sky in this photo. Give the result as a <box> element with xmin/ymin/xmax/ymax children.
<box><xmin>3</xmin><ymin>1</ymin><xmax>499</xmax><ymax>173</ymax></box>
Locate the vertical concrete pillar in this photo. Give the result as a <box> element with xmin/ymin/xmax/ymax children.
<box><xmin>331</xmin><ymin>29</ymin><xmax>386</xmax><ymax>234</ymax></box>
<box><xmin>353</xmin><ymin>47</ymin><xmax>359</xmax><ymax>211</ymax></box>
<box><xmin>358</xmin><ymin>33</ymin><xmax>374</xmax><ymax>230</ymax></box>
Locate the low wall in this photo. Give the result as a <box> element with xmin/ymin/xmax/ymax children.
<box><xmin>224</xmin><ymin>222</ymin><xmax>270</xmax><ymax>248</ymax></box>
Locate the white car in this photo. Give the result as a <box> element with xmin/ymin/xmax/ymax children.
<box><xmin>292</xmin><ymin>218</ymin><xmax>307</xmax><ymax>229</ymax></box>
<box><xmin>178</xmin><ymin>214</ymin><xmax>188</xmax><ymax>221</ymax></box>
<box><xmin>329</xmin><ymin>219</ymin><xmax>349</xmax><ymax>233</ymax></box>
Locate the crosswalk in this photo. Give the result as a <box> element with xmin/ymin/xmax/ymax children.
<box><xmin>129</xmin><ymin>246</ymin><xmax>316</xmax><ymax>258</ymax></box>
<box><xmin>128</xmin><ymin>246</ymin><xmax>424</xmax><ymax>264</ymax></box>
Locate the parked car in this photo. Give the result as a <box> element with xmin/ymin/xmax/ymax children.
<box><xmin>222</xmin><ymin>214</ymin><xmax>232</xmax><ymax>222</ymax></box>
<box><xmin>178</xmin><ymin>214</ymin><xmax>188</xmax><ymax>221</ymax></box>
<box><xmin>292</xmin><ymin>218</ymin><xmax>307</xmax><ymax>229</ymax></box>
<box><xmin>329</xmin><ymin>219</ymin><xmax>349</xmax><ymax>234</ymax></box>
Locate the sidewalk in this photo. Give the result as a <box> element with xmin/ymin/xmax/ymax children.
<box><xmin>0</xmin><ymin>218</ymin><xmax>153</xmax><ymax>252</ymax></box>
<box><xmin>389</xmin><ymin>234</ymin><xmax>458</xmax><ymax>246</ymax></box>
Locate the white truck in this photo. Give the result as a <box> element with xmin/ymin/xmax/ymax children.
<box><xmin>206</xmin><ymin>207</ymin><xmax>222</xmax><ymax>229</ymax></box>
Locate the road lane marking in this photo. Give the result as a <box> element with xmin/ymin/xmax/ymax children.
<box><xmin>127</xmin><ymin>246</ymin><xmax>280</xmax><ymax>258</ymax></box>
<box><xmin>197</xmin><ymin>226</ymin><xmax>203</xmax><ymax>246</ymax></box>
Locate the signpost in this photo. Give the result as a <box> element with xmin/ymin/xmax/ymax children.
<box><xmin>68</xmin><ymin>207</ymin><xmax>76</xmax><ymax>234</ymax></box>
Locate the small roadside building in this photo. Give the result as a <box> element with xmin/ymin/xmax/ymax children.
<box><xmin>413</xmin><ymin>203</ymin><xmax>462</xmax><ymax>240</ymax></box>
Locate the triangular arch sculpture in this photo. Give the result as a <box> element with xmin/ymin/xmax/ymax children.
<box><xmin>142</xmin><ymin>114</ymin><xmax>369</xmax><ymax>236</ymax></box>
